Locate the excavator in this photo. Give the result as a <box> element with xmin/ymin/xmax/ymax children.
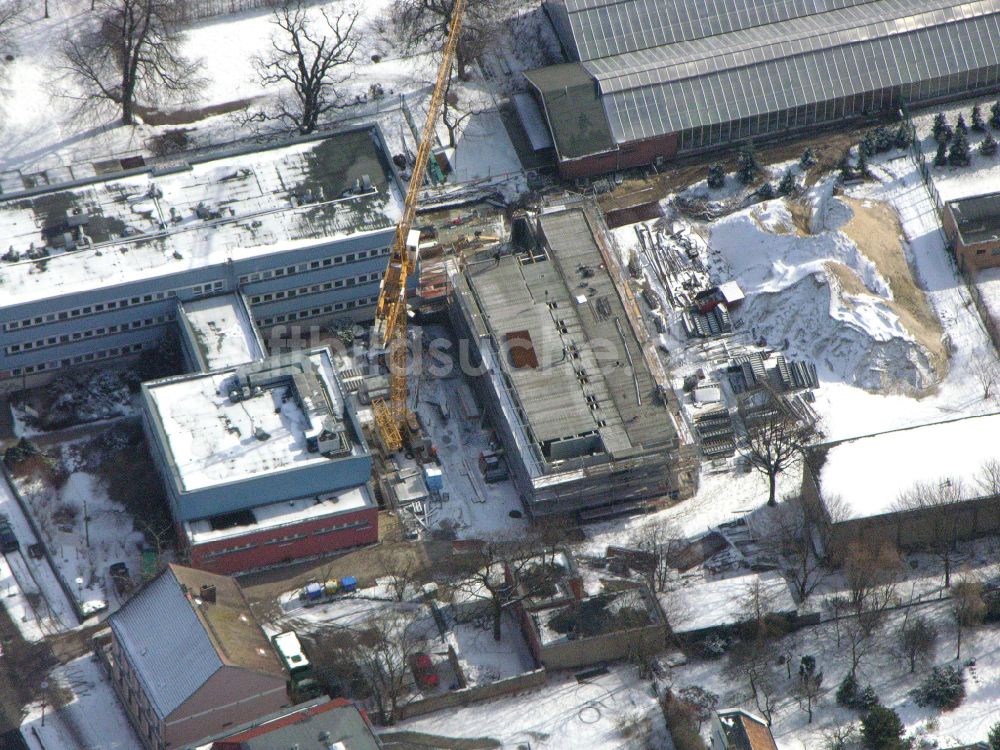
<box><xmin>372</xmin><ymin>0</ymin><xmax>468</xmax><ymax>453</ymax></box>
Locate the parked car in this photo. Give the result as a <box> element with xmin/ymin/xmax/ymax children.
<box><xmin>0</xmin><ymin>517</ymin><xmax>19</xmax><ymax>553</ymax></box>
<box><xmin>409</xmin><ymin>652</ymin><xmax>439</xmax><ymax>690</ymax></box>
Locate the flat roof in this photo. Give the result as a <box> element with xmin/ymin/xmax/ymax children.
<box><xmin>670</xmin><ymin>572</ymin><xmax>797</xmax><ymax>633</ymax></box>
<box><xmin>816</xmin><ymin>413</ymin><xmax>1000</xmax><ymax>520</ymax></box>
<box><xmin>181</xmin><ymin>294</ymin><xmax>263</xmax><ymax>371</ymax></box>
<box><xmin>145</xmin><ymin>349</ymin><xmax>361</xmax><ymax>492</ymax></box>
<box><xmin>0</xmin><ymin>127</ymin><xmax>401</xmax><ymax>309</ymax></box>
<box><xmin>185</xmin><ymin>484</ymin><xmax>373</xmax><ymax>544</ymax></box>
<box><xmin>947</xmin><ymin>192</ymin><xmax>1000</xmax><ymax>246</ymax></box>
<box><xmin>456</xmin><ymin>207</ymin><xmax>676</xmax><ymax>473</ymax></box>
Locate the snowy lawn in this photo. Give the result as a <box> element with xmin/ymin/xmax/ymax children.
<box><xmin>21</xmin><ymin>654</ymin><xmax>140</xmax><ymax>750</ymax></box>
<box><xmin>0</xmin><ymin>0</ymin><xmax>527</xmax><ymax>195</ymax></box>
<box><xmin>395</xmin><ymin>664</ymin><xmax>668</xmax><ymax>750</ymax></box>
<box><xmin>9</xmin><ymin>433</ymin><xmax>148</xmax><ymax>620</ymax></box>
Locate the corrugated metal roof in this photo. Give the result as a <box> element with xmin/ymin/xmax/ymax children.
<box><xmin>534</xmin><ymin>0</ymin><xmax>1000</xmax><ymax>147</ymax></box>
<box><xmin>109</xmin><ymin>568</ymin><xmax>222</xmax><ymax>719</ymax></box>
<box><xmin>554</xmin><ymin>0</ymin><xmax>880</xmax><ymax>60</ymax></box>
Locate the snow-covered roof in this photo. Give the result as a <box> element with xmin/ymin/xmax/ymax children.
<box><xmin>184</xmin><ymin>483</ymin><xmax>372</xmax><ymax>544</ymax></box>
<box><xmin>181</xmin><ymin>294</ymin><xmax>263</xmax><ymax>371</ymax></box>
<box><xmin>109</xmin><ymin>564</ymin><xmax>284</xmax><ymax>719</ymax></box>
<box><xmin>145</xmin><ymin>348</ymin><xmax>359</xmax><ymax>491</ymax></box>
<box><xmin>667</xmin><ymin>572</ymin><xmax>797</xmax><ymax>634</ymax></box>
<box><xmin>0</xmin><ymin>128</ymin><xmax>401</xmax><ymax>309</ymax></box>
<box><xmin>815</xmin><ymin>413</ymin><xmax>1000</xmax><ymax>521</ymax></box>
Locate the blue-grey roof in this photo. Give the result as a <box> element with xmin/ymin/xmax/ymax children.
<box><xmin>535</xmin><ymin>0</ymin><xmax>1000</xmax><ymax>149</ymax></box>
<box><xmin>553</xmin><ymin>0</ymin><xmax>879</xmax><ymax>60</ymax></box>
<box><xmin>109</xmin><ymin>568</ymin><xmax>223</xmax><ymax>719</ymax></box>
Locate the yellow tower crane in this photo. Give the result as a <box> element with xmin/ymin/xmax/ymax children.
<box><xmin>372</xmin><ymin>0</ymin><xmax>467</xmax><ymax>452</ymax></box>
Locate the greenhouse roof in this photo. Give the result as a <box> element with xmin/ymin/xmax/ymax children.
<box><xmin>534</xmin><ymin>0</ymin><xmax>1000</xmax><ymax>149</ymax></box>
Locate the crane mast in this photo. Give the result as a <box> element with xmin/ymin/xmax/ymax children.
<box><xmin>372</xmin><ymin>0</ymin><xmax>467</xmax><ymax>452</ymax></box>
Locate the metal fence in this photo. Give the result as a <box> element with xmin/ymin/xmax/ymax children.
<box><xmin>900</xmin><ymin>100</ymin><xmax>945</xmax><ymax>213</ymax></box>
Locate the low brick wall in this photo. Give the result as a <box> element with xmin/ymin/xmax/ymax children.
<box><xmin>395</xmin><ymin>668</ymin><xmax>548</xmax><ymax>722</ymax></box>
<box><xmin>538</xmin><ymin>621</ymin><xmax>668</xmax><ymax>670</ymax></box>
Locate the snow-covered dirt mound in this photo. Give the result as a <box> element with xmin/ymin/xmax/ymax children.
<box><xmin>709</xmin><ymin>196</ymin><xmax>945</xmax><ymax>392</ymax></box>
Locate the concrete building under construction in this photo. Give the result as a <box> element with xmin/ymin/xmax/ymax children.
<box><xmin>450</xmin><ymin>206</ymin><xmax>699</xmax><ymax>518</ymax></box>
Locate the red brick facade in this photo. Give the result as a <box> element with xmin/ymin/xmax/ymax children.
<box><xmin>557</xmin><ymin>133</ymin><xmax>680</xmax><ymax>179</ymax></box>
<box><xmin>186</xmin><ymin>506</ymin><xmax>379</xmax><ymax>575</ymax></box>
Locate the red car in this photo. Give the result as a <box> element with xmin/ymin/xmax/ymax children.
<box><xmin>409</xmin><ymin>652</ymin><xmax>439</xmax><ymax>689</ymax></box>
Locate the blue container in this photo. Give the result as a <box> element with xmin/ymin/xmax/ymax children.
<box><xmin>304</xmin><ymin>581</ymin><xmax>324</xmax><ymax>601</ymax></box>
<box><xmin>423</xmin><ymin>465</ymin><xmax>444</xmax><ymax>492</ymax></box>
<box><xmin>339</xmin><ymin>576</ymin><xmax>358</xmax><ymax>593</ymax></box>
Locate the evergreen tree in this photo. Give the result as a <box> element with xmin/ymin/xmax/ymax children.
<box><xmin>873</xmin><ymin>126</ymin><xmax>892</xmax><ymax>153</ymax></box>
<box><xmin>836</xmin><ymin>673</ymin><xmax>860</xmax><ymax>707</ymax></box>
<box><xmin>949</xmin><ymin>129</ymin><xmax>971</xmax><ymax>166</ymax></box>
<box><xmin>980</xmin><ymin>132</ymin><xmax>997</xmax><ymax>157</ymax></box>
<box><xmin>839</xmin><ymin>149</ymin><xmax>854</xmax><ymax>181</ymax></box>
<box><xmin>757</xmin><ymin>182</ymin><xmax>775</xmax><ymax>200</ymax></box>
<box><xmin>988</xmin><ymin>719</ymin><xmax>1000</xmax><ymax>750</ymax></box>
<box><xmin>778</xmin><ymin>169</ymin><xmax>796</xmax><ymax>196</ymax></box>
<box><xmin>857</xmin><ymin>149</ymin><xmax>871</xmax><ymax>178</ymax></box>
<box><xmin>800</xmin><ymin>147</ymin><xmax>816</xmax><ymax>168</ymax></box>
<box><xmin>956</xmin><ymin>113</ymin><xmax>969</xmax><ymax>136</ymax></box>
<box><xmin>992</xmin><ymin>100</ymin><xmax>1000</xmax><ymax>129</ymax></box>
<box><xmin>707</xmin><ymin>164</ymin><xmax>725</xmax><ymax>189</ymax></box>
<box><xmin>932</xmin><ymin>112</ymin><xmax>950</xmax><ymax>143</ymax></box>
<box><xmin>736</xmin><ymin>142</ymin><xmax>761</xmax><ymax>185</ymax></box>
<box><xmin>859</xmin><ymin>130</ymin><xmax>876</xmax><ymax>157</ymax></box>
<box><xmin>915</xmin><ymin>665</ymin><xmax>965</xmax><ymax>710</ymax></box>
<box><xmin>861</xmin><ymin>706</ymin><xmax>906</xmax><ymax>750</ymax></box>
<box><xmin>934</xmin><ymin>141</ymin><xmax>948</xmax><ymax>167</ymax></box>
<box><xmin>972</xmin><ymin>104</ymin><xmax>987</xmax><ymax>132</ymax></box>
<box><xmin>894</xmin><ymin>124</ymin><xmax>912</xmax><ymax>149</ymax></box>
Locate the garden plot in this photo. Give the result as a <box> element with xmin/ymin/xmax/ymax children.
<box><xmin>20</xmin><ymin>654</ymin><xmax>140</xmax><ymax>750</ymax></box>
<box><xmin>7</xmin><ymin>429</ymin><xmax>153</xmax><ymax>619</ymax></box>
<box><xmin>397</xmin><ymin>663</ymin><xmax>668</xmax><ymax>750</ymax></box>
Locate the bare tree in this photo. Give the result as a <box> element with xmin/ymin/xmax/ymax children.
<box><xmin>325</xmin><ymin>608</ymin><xmax>432</xmax><ymax>724</ymax></box>
<box><xmin>0</xmin><ymin>1</ymin><xmax>22</xmax><ymax>49</ymax></box>
<box><xmin>254</xmin><ymin>1</ymin><xmax>359</xmax><ymax>135</ymax></box>
<box><xmin>631</xmin><ymin>517</ymin><xmax>685</xmax><ymax>593</ymax></box>
<box><xmin>895</xmin><ymin>478</ymin><xmax>964</xmax><ymax>587</ymax></box>
<box><xmin>448</xmin><ymin>536</ymin><xmax>553</xmax><ymax>641</ymax></box>
<box><xmin>842</xmin><ymin>610</ymin><xmax>883</xmax><ymax>678</ymax></box>
<box><xmin>61</xmin><ymin>0</ymin><xmax>201</xmax><ymax>125</ymax></box>
<box><xmin>675</xmin><ymin>686</ymin><xmax>719</xmax><ymax>732</ymax></box>
<box><xmin>766</xmin><ymin>497</ymin><xmax>830</xmax><ymax>602</ymax></box>
<box><xmin>440</xmin><ymin>75</ymin><xmax>491</xmax><ymax>149</ymax></box>
<box><xmin>381</xmin><ymin>0</ymin><xmax>517</xmax><ymax>81</ymax></box>
<box><xmin>952</xmin><ymin>575</ymin><xmax>986</xmax><ymax>661</ymax></box>
<box><xmin>970</xmin><ymin>347</ymin><xmax>1000</xmax><ymax>400</ymax></box>
<box><xmin>727</xmin><ymin>640</ymin><xmax>779</xmax><ymax>726</ymax></box>
<box><xmin>820</xmin><ymin>722</ymin><xmax>857</xmax><ymax>750</ymax></box>
<box><xmin>898</xmin><ymin>613</ymin><xmax>938</xmax><ymax>673</ymax></box>
<box><xmin>977</xmin><ymin>458</ymin><xmax>1000</xmax><ymax>497</ymax></box>
<box><xmin>795</xmin><ymin>655</ymin><xmax>823</xmax><ymax>724</ymax></box>
<box><xmin>741</xmin><ymin>576</ymin><xmax>780</xmax><ymax>639</ymax></box>
<box><xmin>843</xmin><ymin>539</ymin><xmax>900</xmax><ymax>618</ymax></box>
<box><xmin>739</xmin><ymin>400</ymin><xmax>810</xmax><ymax>506</ymax></box>
<box><xmin>375</xmin><ymin>546</ymin><xmax>423</xmax><ymax>602</ymax></box>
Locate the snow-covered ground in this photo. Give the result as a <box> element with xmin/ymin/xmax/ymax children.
<box><xmin>411</xmin><ymin>368</ymin><xmax>529</xmax><ymax>540</ymax></box>
<box><xmin>11</xmin><ymin>437</ymin><xmax>145</xmax><ymax>620</ymax></box>
<box><xmin>21</xmin><ymin>654</ymin><xmax>141</xmax><ymax>750</ymax></box>
<box><xmin>395</xmin><ymin>663</ymin><xmax>667</xmax><ymax>749</ymax></box>
<box><xmin>0</xmin><ymin>475</ymin><xmax>77</xmax><ymax>636</ymax></box>
<box><xmin>0</xmin><ymin>0</ymin><xmax>528</xmax><ymax>199</ymax></box>
<box><xmin>911</xmin><ymin>97</ymin><xmax>1000</xmax><ymax>203</ymax></box>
